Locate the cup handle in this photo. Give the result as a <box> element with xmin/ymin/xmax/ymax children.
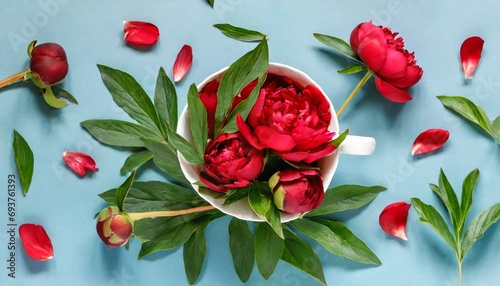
<box><xmin>338</xmin><ymin>135</ymin><xmax>376</xmax><ymax>155</ymax></box>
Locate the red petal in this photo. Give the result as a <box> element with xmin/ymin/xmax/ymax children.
<box><xmin>19</xmin><ymin>224</ymin><xmax>54</xmax><ymax>261</ymax></box>
<box><xmin>389</xmin><ymin>65</ymin><xmax>423</xmax><ymax>89</ymax></box>
<box><xmin>411</xmin><ymin>128</ymin><xmax>450</xmax><ymax>156</ymax></box>
<box><xmin>374</xmin><ymin>77</ymin><xmax>412</xmax><ymax>102</ymax></box>
<box><xmin>123</xmin><ymin>21</ymin><xmax>159</xmax><ymax>46</ymax></box>
<box><xmin>356</xmin><ymin>26</ymin><xmax>388</xmax><ymax>72</ymax></box>
<box><xmin>460</xmin><ymin>36</ymin><xmax>484</xmax><ymax>79</ymax></box>
<box><xmin>62</xmin><ymin>151</ymin><xmax>99</xmax><ymax>176</ymax></box>
<box><xmin>379</xmin><ymin>202</ymin><xmax>411</xmax><ymax>241</ymax></box>
<box><xmin>173</xmin><ymin>45</ymin><xmax>193</xmax><ymax>82</ymax></box>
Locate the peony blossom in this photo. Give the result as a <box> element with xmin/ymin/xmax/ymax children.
<box><xmin>96</xmin><ymin>206</ymin><xmax>133</xmax><ymax>248</ymax></box>
<box><xmin>200</xmin><ymin>132</ymin><xmax>264</xmax><ymax>193</ymax></box>
<box><xmin>29</xmin><ymin>42</ymin><xmax>68</xmax><ymax>88</ymax></box>
<box><xmin>350</xmin><ymin>21</ymin><xmax>423</xmax><ymax>102</ymax></box>
<box><xmin>19</xmin><ymin>223</ymin><xmax>54</xmax><ymax>261</ymax></box>
<box><xmin>62</xmin><ymin>151</ymin><xmax>99</xmax><ymax>176</ymax></box>
<box><xmin>237</xmin><ymin>75</ymin><xmax>335</xmax><ymax>163</ymax></box>
<box><xmin>269</xmin><ymin>168</ymin><xmax>324</xmax><ymax>214</ymax></box>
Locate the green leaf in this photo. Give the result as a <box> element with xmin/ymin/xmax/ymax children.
<box><xmin>281</xmin><ymin>229</ymin><xmax>326</xmax><ymax>286</ymax></box>
<box><xmin>187</xmin><ymin>84</ymin><xmax>208</xmax><ymax>156</ymax></box>
<box><xmin>115</xmin><ymin>170</ymin><xmax>136</xmax><ymax>211</ymax></box>
<box><xmin>223</xmin><ymin>187</ymin><xmax>250</xmax><ymax>205</ymax></box>
<box><xmin>331</xmin><ymin>129</ymin><xmax>349</xmax><ymax>148</ymax></box>
<box><xmin>410</xmin><ymin>198</ymin><xmax>457</xmax><ymax>250</ymax></box>
<box><xmin>183</xmin><ymin>222</ymin><xmax>208</xmax><ymax>285</ymax></box>
<box><xmin>437</xmin><ymin>95</ymin><xmax>500</xmax><ymax>141</ymax></box>
<box><xmin>337</xmin><ymin>64</ymin><xmax>366</xmax><ymax>74</ymax></box>
<box><xmin>208</xmin><ymin>0</ymin><xmax>214</xmax><ymax>7</ymax></box>
<box><xmin>461</xmin><ymin>203</ymin><xmax>500</xmax><ymax>258</ymax></box>
<box><xmin>213</xmin><ymin>23</ymin><xmax>267</xmax><ymax>42</ymax></box>
<box><xmin>313</xmin><ymin>33</ymin><xmax>361</xmax><ymax>63</ymax></box>
<box><xmin>459</xmin><ymin>168</ymin><xmax>480</xmax><ymax>237</ymax></box>
<box><xmin>141</xmin><ymin>138</ymin><xmax>190</xmax><ymax>185</ymax></box>
<box><xmin>266</xmin><ymin>201</ymin><xmax>284</xmax><ymax>239</ymax></box>
<box><xmin>97</xmin><ymin>64</ymin><xmax>162</xmax><ymax>134</ymax></box>
<box><xmin>248</xmin><ymin>182</ymin><xmax>272</xmax><ymax>220</ymax></box>
<box><xmin>228</xmin><ymin>218</ymin><xmax>255</xmax><ymax>282</ymax></box>
<box><xmin>292</xmin><ymin>218</ymin><xmax>381</xmax><ymax>265</ymax></box>
<box><xmin>214</xmin><ymin>39</ymin><xmax>269</xmax><ymax>135</ymax></box>
<box><xmin>81</xmin><ymin>119</ymin><xmax>163</xmax><ymax>147</ymax></box>
<box><xmin>53</xmin><ymin>86</ymin><xmax>78</xmax><ymax>104</ymax></box>
<box><xmin>430</xmin><ymin>169</ymin><xmax>460</xmax><ymax>236</ymax></box>
<box><xmin>42</xmin><ymin>87</ymin><xmax>68</xmax><ymax>108</ymax></box>
<box><xmin>12</xmin><ymin>130</ymin><xmax>34</xmax><ymax>195</ymax></box>
<box><xmin>306</xmin><ymin>185</ymin><xmax>386</xmax><ymax>217</ymax></box>
<box><xmin>120</xmin><ymin>150</ymin><xmax>153</xmax><ymax>174</ymax></box>
<box><xmin>254</xmin><ymin>222</ymin><xmax>284</xmax><ymax>280</ymax></box>
<box><xmin>165</xmin><ymin>125</ymin><xmax>203</xmax><ymax>165</ymax></box>
<box><xmin>154</xmin><ymin>67</ymin><xmax>178</xmax><ymax>131</ymax></box>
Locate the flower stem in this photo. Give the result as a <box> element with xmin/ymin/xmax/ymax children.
<box><xmin>336</xmin><ymin>71</ymin><xmax>373</xmax><ymax>118</ymax></box>
<box><xmin>0</xmin><ymin>69</ymin><xmax>28</xmax><ymax>89</ymax></box>
<box><xmin>458</xmin><ymin>260</ymin><xmax>462</xmax><ymax>286</ymax></box>
<box><xmin>127</xmin><ymin>205</ymin><xmax>215</xmax><ymax>221</ymax></box>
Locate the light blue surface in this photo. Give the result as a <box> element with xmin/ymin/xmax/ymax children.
<box><xmin>2</xmin><ymin>1</ymin><xmax>500</xmax><ymax>285</ymax></box>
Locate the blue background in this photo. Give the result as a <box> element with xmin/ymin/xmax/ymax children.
<box><xmin>2</xmin><ymin>1</ymin><xmax>500</xmax><ymax>285</ymax></box>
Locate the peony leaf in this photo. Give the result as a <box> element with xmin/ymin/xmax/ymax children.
<box><xmin>141</xmin><ymin>138</ymin><xmax>190</xmax><ymax>185</ymax></box>
<box><xmin>411</xmin><ymin>128</ymin><xmax>450</xmax><ymax>156</ymax></box>
<box><xmin>430</xmin><ymin>169</ymin><xmax>461</xmax><ymax>236</ymax></box>
<box><xmin>165</xmin><ymin>125</ymin><xmax>204</xmax><ymax>165</ymax></box>
<box><xmin>19</xmin><ymin>224</ymin><xmax>53</xmax><ymax>261</ymax></box>
<box><xmin>223</xmin><ymin>187</ymin><xmax>250</xmax><ymax>205</ymax></box>
<box><xmin>214</xmin><ymin>23</ymin><xmax>267</xmax><ymax>42</ymax></box>
<box><xmin>331</xmin><ymin>129</ymin><xmax>349</xmax><ymax>148</ymax></box>
<box><xmin>490</xmin><ymin>115</ymin><xmax>500</xmax><ymax>139</ymax></box>
<box><xmin>292</xmin><ymin>218</ymin><xmax>381</xmax><ymax>265</ymax></box>
<box><xmin>459</xmin><ymin>169</ymin><xmax>480</xmax><ymax>237</ymax></box>
<box><xmin>337</xmin><ymin>64</ymin><xmax>366</xmax><ymax>74</ymax></box>
<box><xmin>187</xmin><ymin>84</ymin><xmax>208</xmax><ymax>156</ymax></box>
<box><xmin>248</xmin><ymin>181</ymin><xmax>272</xmax><ymax>220</ymax></box>
<box><xmin>228</xmin><ymin>218</ymin><xmax>255</xmax><ymax>282</ymax></box>
<box><xmin>266</xmin><ymin>201</ymin><xmax>284</xmax><ymax>239</ymax></box>
<box><xmin>207</xmin><ymin>0</ymin><xmax>214</xmax><ymax>7</ymax></box>
<box><xmin>305</xmin><ymin>185</ymin><xmax>386</xmax><ymax>217</ymax></box>
<box><xmin>379</xmin><ymin>202</ymin><xmax>411</xmax><ymax>240</ymax></box>
<box><xmin>254</xmin><ymin>222</ymin><xmax>284</xmax><ymax>280</ymax></box>
<box><xmin>81</xmin><ymin>119</ymin><xmax>163</xmax><ymax>147</ymax></box>
<box><xmin>460</xmin><ymin>36</ymin><xmax>484</xmax><ymax>79</ymax></box>
<box><xmin>410</xmin><ymin>197</ymin><xmax>457</xmax><ymax>250</ymax></box>
<box><xmin>115</xmin><ymin>170</ymin><xmax>136</xmax><ymax>212</ymax></box>
<box><xmin>120</xmin><ymin>150</ymin><xmax>153</xmax><ymax>174</ymax></box>
<box><xmin>214</xmin><ymin>38</ymin><xmax>269</xmax><ymax>135</ymax></box>
<box><xmin>173</xmin><ymin>45</ymin><xmax>193</xmax><ymax>82</ymax></box>
<box><xmin>183</xmin><ymin>223</ymin><xmax>208</xmax><ymax>285</ymax></box>
<box><xmin>123</xmin><ymin>21</ymin><xmax>159</xmax><ymax>46</ymax></box>
<box><xmin>154</xmin><ymin>67</ymin><xmax>178</xmax><ymax>132</ymax></box>
<box><xmin>42</xmin><ymin>87</ymin><xmax>68</xmax><ymax>108</ymax></box>
<box><xmin>53</xmin><ymin>86</ymin><xmax>78</xmax><ymax>104</ymax></box>
<box><xmin>461</xmin><ymin>203</ymin><xmax>500</xmax><ymax>258</ymax></box>
<box><xmin>281</xmin><ymin>229</ymin><xmax>326</xmax><ymax>286</ymax></box>
<box><xmin>437</xmin><ymin>95</ymin><xmax>500</xmax><ymax>142</ymax></box>
<box><xmin>12</xmin><ymin>130</ymin><xmax>34</xmax><ymax>196</ymax></box>
<box><xmin>313</xmin><ymin>33</ymin><xmax>362</xmax><ymax>63</ymax></box>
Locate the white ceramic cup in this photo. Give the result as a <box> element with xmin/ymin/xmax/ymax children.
<box><xmin>177</xmin><ymin>62</ymin><xmax>375</xmax><ymax>222</ymax></box>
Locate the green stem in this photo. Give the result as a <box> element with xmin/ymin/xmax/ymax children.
<box><xmin>458</xmin><ymin>259</ymin><xmax>462</xmax><ymax>286</ymax></box>
<box><xmin>336</xmin><ymin>71</ymin><xmax>373</xmax><ymax>118</ymax></box>
<box><xmin>0</xmin><ymin>69</ymin><xmax>28</xmax><ymax>88</ymax></box>
<box><xmin>127</xmin><ymin>205</ymin><xmax>215</xmax><ymax>221</ymax></box>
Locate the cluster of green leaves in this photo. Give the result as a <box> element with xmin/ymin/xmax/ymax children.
<box><xmin>411</xmin><ymin>169</ymin><xmax>500</xmax><ymax>285</ymax></box>
<box><xmin>438</xmin><ymin>95</ymin><xmax>500</xmax><ymax>143</ymax></box>
<box><xmin>313</xmin><ymin>33</ymin><xmax>367</xmax><ymax>74</ymax></box>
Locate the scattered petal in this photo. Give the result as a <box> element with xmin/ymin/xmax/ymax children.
<box><xmin>123</xmin><ymin>21</ymin><xmax>159</xmax><ymax>46</ymax></box>
<box><xmin>62</xmin><ymin>151</ymin><xmax>99</xmax><ymax>176</ymax></box>
<box><xmin>19</xmin><ymin>224</ymin><xmax>54</xmax><ymax>261</ymax></box>
<box><xmin>411</xmin><ymin>129</ymin><xmax>450</xmax><ymax>156</ymax></box>
<box><xmin>173</xmin><ymin>45</ymin><xmax>193</xmax><ymax>82</ymax></box>
<box><xmin>460</xmin><ymin>36</ymin><xmax>484</xmax><ymax>79</ymax></box>
<box><xmin>379</xmin><ymin>202</ymin><xmax>411</xmax><ymax>240</ymax></box>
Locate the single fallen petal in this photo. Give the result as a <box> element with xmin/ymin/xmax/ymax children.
<box><xmin>62</xmin><ymin>151</ymin><xmax>99</xmax><ymax>176</ymax></box>
<box><xmin>123</xmin><ymin>21</ymin><xmax>159</xmax><ymax>46</ymax></box>
<box><xmin>379</xmin><ymin>202</ymin><xmax>411</xmax><ymax>240</ymax></box>
<box><xmin>460</xmin><ymin>36</ymin><xmax>484</xmax><ymax>79</ymax></box>
<box><xmin>173</xmin><ymin>45</ymin><xmax>193</xmax><ymax>82</ymax></box>
<box><xmin>19</xmin><ymin>224</ymin><xmax>54</xmax><ymax>261</ymax></box>
<box><xmin>411</xmin><ymin>129</ymin><xmax>450</xmax><ymax>156</ymax></box>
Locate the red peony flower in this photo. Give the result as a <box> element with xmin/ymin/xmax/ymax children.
<box><xmin>350</xmin><ymin>21</ymin><xmax>423</xmax><ymax>102</ymax></box>
<box><xmin>96</xmin><ymin>206</ymin><xmax>133</xmax><ymax>248</ymax></box>
<box><xmin>269</xmin><ymin>168</ymin><xmax>324</xmax><ymax>214</ymax></box>
<box><xmin>237</xmin><ymin>75</ymin><xmax>335</xmax><ymax>163</ymax></box>
<box><xmin>29</xmin><ymin>42</ymin><xmax>69</xmax><ymax>88</ymax></box>
<box><xmin>200</xmin><ymin>132</ymin><xmax>264</xmax><ymax>193</ymax></box>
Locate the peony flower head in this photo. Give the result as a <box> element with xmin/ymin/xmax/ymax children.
<box><xmin>29</xmin><ymin>42</ymin><xmax>69</xmax><ymax>88</ymax></box>
<box><xmin>96</xmin><ymin>206</ymin><xmax>133</xmax><ymax>248</ymax></box>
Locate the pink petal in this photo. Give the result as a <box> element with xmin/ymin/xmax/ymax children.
<box><xmin>123</xmin><ymin>21</ymin><xmax>159</xmax><ymax>46</ymax></box>
<box><xmin>356</xmin><ymin>26</ymin><xmax>388</xmax><ymax>72</ymax></box>
<box><xmin>374</xmin><ymin>77</ymin><xmax>412</xmax><ymax>102</ymax></box>
<box><xmin>411</xmin><ymin>128</ymin><xmax>450</xmax><ymax>156</ymax></box>
<box><xmin>62</xmin><ymin>151</ymin><xmax>99</xmax><ymax>176</ymax></box>
<box><xmin>173</xmin><ymin>45</ymin><xmax>193</xmax><ymax>82</ymax></box>
<box><xmin>460</xmin><ymin>36</ymin><xmax>484</xmax><ymax>79</ymax></box>
<box><xmin>379</xmin><ymin>202</ymin><xmax>411</xmax><ymax>240</ymax></box>
<box><xmin>254</xmin><ymin>126</ymin><xmax>296</xmax><ymax>152</ymax></box>
<box><xmin>376</xmin><ymin>49</ymin><xmax>408</xmax><ymax>80</ymax></box>
<box><xmin>389</xmin><ymin>65</ymin><xmax>423</xmax><ymax>89</ymax></box>
<box><xmin>19</xmin><ymin>224</ymin><xmax>54</xmax><ymax>261</ymax></box>
<box><xmin>236</xmin><ymin>114</ymin><xmax>266</xmax><ymax>150</ymax></box>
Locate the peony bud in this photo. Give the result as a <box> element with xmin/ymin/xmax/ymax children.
<box><xmin>96</xmin><ymin>206</ymin><xmax>133</xmax><ymax>248</ymax></box>
<box><xmin>29</xmin><ymin>41</ymin><xmax>69</xmax><ymax>88</ymax></box>
<box><xmin>269</xmin><ymin>169</ymin><xmax>324</xmax><ymax>214</ymax></box>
